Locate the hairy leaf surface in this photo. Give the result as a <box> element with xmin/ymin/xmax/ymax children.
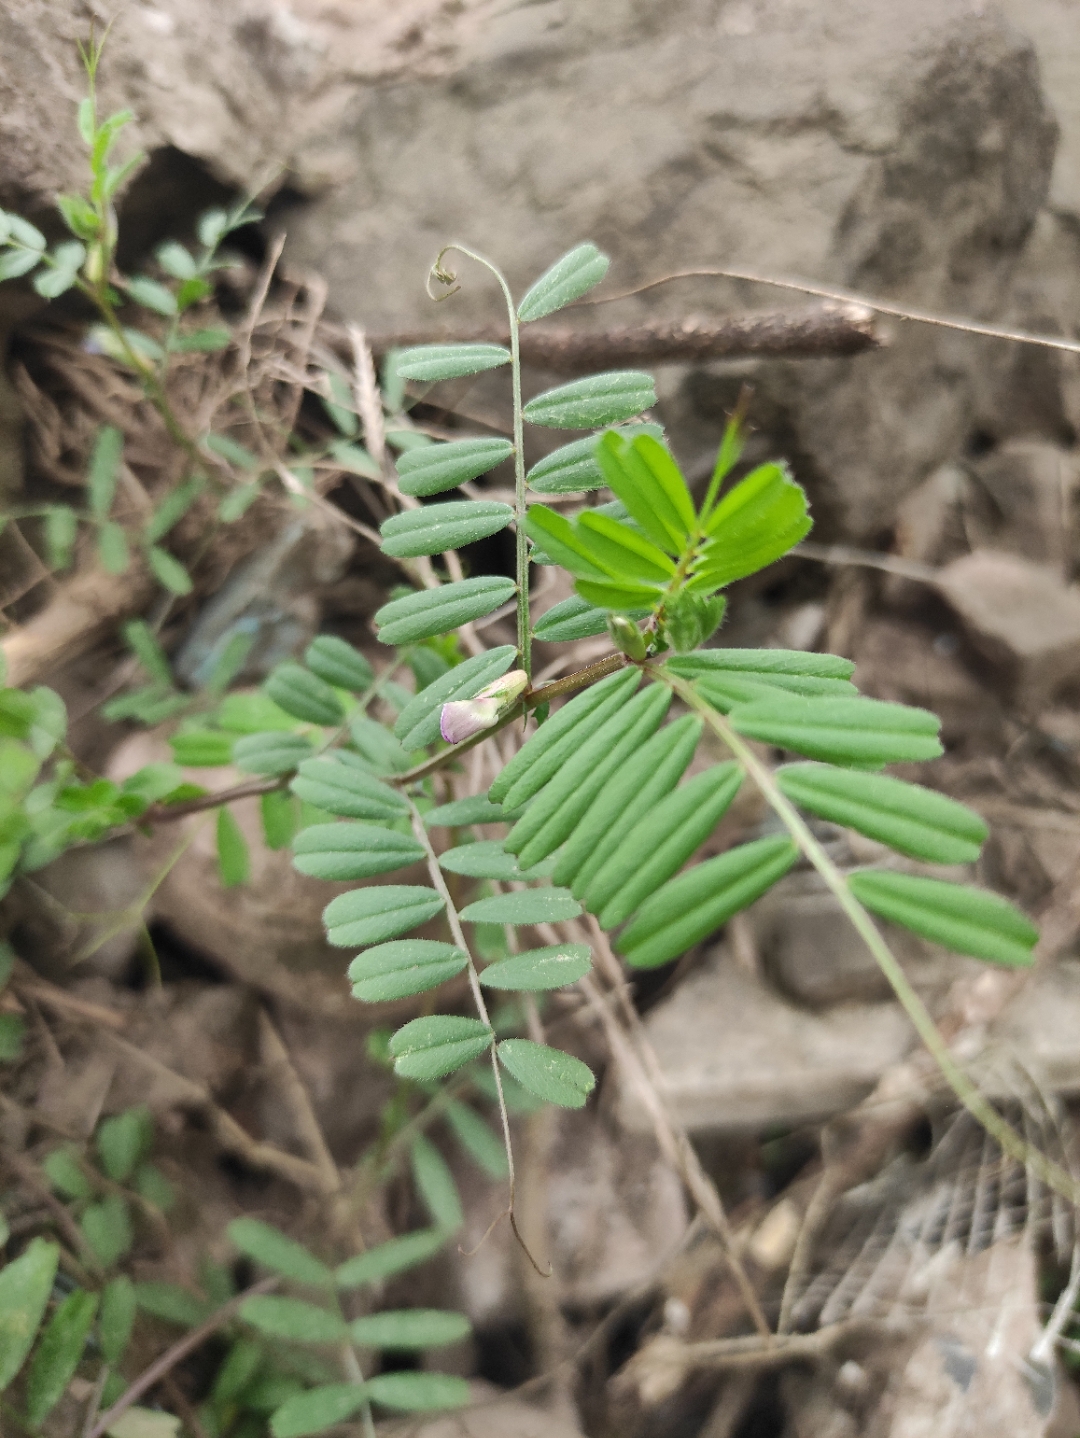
<box><xmin>389</xmin><ymin>1015</ymin><xmax>493</xmax><ymax>1079</ymax></box>
<box><xmin>349</xmin><ymin>940</ymin><xmax>468</xmax><ymax>1002</ymax></box>
<box><xmin>375</xmin><ymin>577</ymin><xmax>517</xmax><ymax>646</ymax></box>
<box><xmin>292</xmin><ymin>823</ymin><xmax>425</xmax><ymax>881</ymax></box>
<box><xmin>523</xmin><ymin>372</ymin><xmax>656</xmax><ymax>428</ymax></box>
<box><xmin>727</xmin><ymin>695</ymin><xmax>943</xmax><ymax>767</ymax></box>
<box><xmin>397</xmin><ymin>438</ymin><xmax>514</xmax><ymax>496</ymax></box>
<box><xmin>849</xmin><ymin>870</ymin><xmax>1038</xmax><ymax>967</ymax></box>
<box><xmin>497</xmin><ymin>1040</ymin><xmax>595</xmax><ymax>1108</ymax></box>
<box><xmin>290</xmin><ymin>758</ymin><xmax>408</xmax><ymax>820</ymax></box>
<box><xmin>380</xmin><ymin>501</ymin><xmax>513</xmax><ymax>558</ymax></box>
<box><xmin>323</xmin><ymin>886</ymin><xmax>445</xmax><ymax>947</ymax></box>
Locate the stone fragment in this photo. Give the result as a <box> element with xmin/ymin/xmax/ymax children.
<box><xmin>935</xmin><ymin>549</ymin><xmax>1080</xmax><ymax>701</ymax></box>
<box><xmin>971</xmin><ymin>441</ymin><xmax>1080</xmax><ymax>575</ymax></box>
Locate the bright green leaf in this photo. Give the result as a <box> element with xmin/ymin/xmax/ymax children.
<box><xmin>147</xmin><ymin>546</ymin><xmax>193</xmax><ymax>595</ymax></box>
<box><xmin>594</xmin><ymin>432</ymin><xmax>695</xmax><ymax>551</ymax></box>
<box><xmin>526</xmin><ymin>423</ymin><xmax>663</xmax><ymax>495</ymax></box>
<box><xmin>0</xmin><ymin>1238</ymin><xmax>59</xmax><ymax>1390</ymax></box>
<box><xmin>848</xmin><ymin>870</ymin><xmax>1038</xmax><ymax>967</ymax></box>
<box><xmin>42</xmin><ymin>1147</ymin><xmax>92</xmax><ymax>1200</ymax></box>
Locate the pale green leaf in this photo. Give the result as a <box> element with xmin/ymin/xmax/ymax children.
<box><xmin>532</xmin><ymin>595</ymin><xmax>611</xmax><ymax>642</ymax></box>
<box><xmin>134</xmin><ymin>1282</ymin><xmax>209</xmax><ymax>1327</ymax></box>
<box><xmin>240</xmin><ymin>1295</ymin><xmax>346</xmax><ymax>1343</ymax></box>
<box><xmin>97</xmin><ymin>521</ymin><xmax>130</xmax><ymax>574</ymax></box>
<box><xmin>216</xmin><ymin>806</ymin><xmax>250</xmax><ymax>887</ymax></box>
<box><xmin>445</xmin><ymin>1101</ymin><xmax>509</xmax><ymax>1177</ymax></box>
<box><xmin>389</xmin><ymin>1015</ymin><xmax>493</xmax><ymax>1080</ymax></box>
<box><xmin>228</xmin><ymin>1218</ymin><xmax>333</xmax><ymax>1286</ymax></box>
<box><xmin>526</xmin><ymin>423</ymin><xmax>663</xmax><ymax>494</ymax></box>
<box><xmin>99</xmin><ymin>1276</ymin><xmax>136</xmax><ymax>1365</ymax></box>
<box><xmin>290</xmin><ymin>757</ymin><xmax>407</xmax><ymax>821</ymax></box>
<box><xmin>480</xmin><ymin>943</ymin><xmax>591</xmax><ymax>990</ymax></box>
<box><xmin>395</xmin><ymin>645</ymin><xmax>517</xmax><ymax>751</ymax></box>
<box><xmin>88</xmin><ymin>425</ymin><xmax>123</xmax><ymax>519</ymax></box>
<box><xmin>304</xmin><ymin>636</ymin><xmax>373</xmax><ymax>693</ymax></box>
<box><xmin>496</xmin><ymin>1039</ymin><xmax>595</xmax><ymax>1108</ymax></box>
<box><xmin>351</xmin><ymin>1308</ymin><xmax>470</xmax><ymax>1350</ymax></box>
<box><xmin>397</xmin><ymin>437</ymin><xmax>514</xmax><ymax>497</ymax></box>
<box><xmin>425</xmin><ymin>795</ymin><xmax>511</xmax><ymax>827</ymax></box>
<box><xmin>523</xmin><ymin>372</ymin><xmax>656</xmax><ymax>429</ymax></box>
<box><xmin>380</xmin><ymin>500</ymin><xmax>513</xmax><ymax>558</ymax></box>
<box><xmin>395</xmin><ymin>344</ymin><xmax>511</xmax><ymax>382</ymax></box>
<box><xmin>96</xmin><ymin>1106</ymin><xmax>151</xmax><ymax>1182</ymax></box>
<box><xmin>518</xmin><ymin>242</ymin><xmax>610</xmax><ymax>321</ymax></box>
<box><xmin>375</xmin><ymin>577</ymin><xmax>517</xmax><ymax>647</ymax></box>
<box><xmin>232</xmin><ymin>731</ymin><xmax>313</xmax><ymax>776</ymax></box>
<box><xmin>365</xmin><ymin>1372</ymin><xmax>470</xmax><ymax>1412</ymax></box>
<box><xmin>728</xmin><ymin>694</ymin><xmax>943</xmax><ymax>767</ymax></box>
<box><xmin>81</xmin><ymin>1194</ymin><xmax>133</xmax><ymax>1267</ymax></box>
<box><xmin>292</xmin><ymin>822</ymin><xmax>424</xmax><ymax>881</ymax></box>
<box><xmin>348</xmin><ymin>939</ymin><xmax>468</xmax><ymax>1002</ymax></box>
<box><xmin>335</xmin><ymin>1230</ymin><xmax>445</xmax><ymax>1289</ymax></box>
<box><xmin>147</xmin><ymin>546</ymin><xmax>193</xmax><ymax>595</ymax></box>
<box><xmin>264</xmin><ymin>663</ymin><xmax>344</xmax><ymax>726</ymax></box>
<box><xmin>459</xmin><ymin>889</ymin><xmax>581</xmax><ymax>925</ymax></box>
<box><xmin>323</xmin><ymin>885</ymin><xmax>445</xmax><ymax>947</ymax></box>
<box><xmin>270</xmin><ymin>1384</ymin><xmax>367</xmax><ymax>1438</ymax></box>
<box><xmin>411</xmin><ymin>1136</ymin><xmax>463</xmax><ymax>1231</ymax></box>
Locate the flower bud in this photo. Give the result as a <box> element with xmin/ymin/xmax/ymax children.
<box><xmin>607</xmin><ymin>615</ymin><xmax>648</xmax><ymax>662</ymax></box>
<box><xmin>440</xmin><ymin>669</ymin><xmax>528</xmax><ymax>744</ymax></box>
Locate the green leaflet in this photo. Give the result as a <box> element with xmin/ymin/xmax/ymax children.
<box><xmin>292</xmin><ymin>823</ymin><xmax>424</xmax><ymax>881</ymax></box>
<box><xmin>349</xmin><ymin>940</ymin><xmax>468</xmax><ymax>1002</ymax></box>
<box><xmin>411</xmin><ymin>1137</ymin><xmax>463</xmax><ymax>1230</ymax></box>
<box><xmin>576</xmin><ymin>510</ymin><xmax>676</xmax><ymax>583</ymax></box>
<box><xmin>134</xmin><ymin>1282</ymin><xmax>209</xmax><ymax>1328</ymax></box>
<box><xmin>445</xmin><ymin>1100</ymin><xmax>509</xmax><ymax>1177</ymax></box>
<box><xmin>290</xmin><ymin>757</ymin><xmax>408</xmax><ymax>820</ymax></box>
<box><xmin>692</xmin><ymin>462</ymin><xmax>811</xmax><ymax>587</ymax></box>
<box><xmin>778</xmin><ymin>764</ymin><xmax>988</xmax><ymax>864</ymax></box>
<box><xmin>526</xmin><ymin>423</ymin><xmax>664</xmax><ymax>494</ymax></box>
<box><xmin>555</xmin><ymin>714</ymin><xmax>702</xmax><ymax>893</ymax></box>
<box><xmin>692</xmin><ymin>670</ymin><xmax>856</xmax><ymax>711</ymax></box>
<box><xmin>88</xmin><ymin>425</ymin><xmax>123</xmax><ymax>519</ymax></box>
<box><xmin>336</xmin><ymin>1230</ymin><xmax>446</xmax><ymax>1288</ymax></box>
<box><xmin>395</xmin><ymin>343</ymin><xmax>511</xmax><ymax>382</ymax></box>
<box><xmin>505</xmin><ymin>684</ymin><xmax>672</xmax><ymax>868</ymax></box>
<box><xmin>304</xmin><ymin>636</ymin><xmax>374</xmax><ymax>693</ymax></box>
<box><xmin>618</xmin><ymin>836</ymin><xmax>799</xmax><ymax>969</ymax></box>
<box><xmin>518</xmin><ymin>242</ymin><xmax>610</xmax><ymax>321</ymax></box>
<box><xmin>438</xmin><ymin>840</ymin><xmax>538</xmax><ymax>881</ymax></box>
<box><xmin>589</xmin><ymin>763</ymin><xmax>745</xmax><ymax>926</ymax></box>
<box><xmin>523</xmin><ymin>371</ymin><xmax>657</xmax><ymax>429</ymax></box>
<box><xmin>594</xmin><ymin>431</ymin><xmax>695</xmax><ymax>552</ymax></box>
<box><xmin>264</xmin><ymin>663</ymin><xmax>344</xmax><ymax>726</ymax></box>
<box><xmin>27</xmin><ymin>1289</ymin><xmax>98</xmax><ymax>1427</ymax></box>
<box><xmin>575</xmin><ymin>576</ymin><xmax>667</xmax><ymax>611</ymax></box>
<box><xmin>81</xmin><ymin>1193</ymin><xmax>133</xmax><ymax>1267</ymax></box>
<box><xmin>397</xmin><ymin>438</ymin><xmax>514</xmax><ymax>496</ymax></box>
<box><xmin>848</xmin><ymin>870</ymin><xmax>1038</xmax><ymax>967</ymax></box>
<box><xmin>374</xmin><ymin>577</ymin><xmax>517</xmax><ymax>646</ymax></box>
<box><xmin>380</xmin><ymin>500</ymin><xmax>514</xmax><ymax>558</ymax></box>
<box><xmin>497</xmin><ymin>1039</ymin><xmax>595</xmax><ymax>1108</ymax></box>
<box><xmin>389</xmin><ymin>1015</ymin><xmax>493</xmax><ymax>1079</ymax></box>
<box><xmin>460</xmin><ymin>889</ymin><xmax>582</xmax><ymax>925</ymax></box>
<box><xmin>523</xmin><ymin>504</ymin><xmax>606</xmax><ymax>579</ymax></box>
<box><xmin>270</xmin><ymin>1385</ymin><xmax>368</xmax><ymax>1438</ymax></box>
<box><xmin>479</xmin><ymin>943</ymin><xmax>592</xmax><ymax>990</ymax></box>
<box><xmin>667</xmin><ymin>649</ymin><xmax>855</xmax><ymax>681</ymax></box>
<box><xmin>227</xmin><ymin>1218</ymin><xmax>333</xmax><ymax>1286</ymax></box>
<box><xmin>240</xmin><ymin>1295</ymin><xmax>346</xmax><ymax>1344</ymax></box>
<box><xmin>350</xmin><ymin>1308</ymin><xmax>470</xmax><ymax>1350</ymax></box>
<box><xmin>323</xmin><ymin>886</ymin><xmax>445</xmax><ymax>947</ymax></box>
<box><xmin>216</xmin><ymin>806</ymin><xmax>250</xmax><ymax>887</ymax></box>
<box><xmin>365</xmin><ymin>1372</ymin><xmax>470</xmax><ymax>1413</ymax></box>
<box><xmin>490</xmin><ymin>667</ymin><xmax>639</xmax><ymax>807</ymax></box>
<box><xmin>727</xmin><ymin>694</ymin><xmax>943</xmax><ymax>767</ymax></box>
<box><xmin>532</xmin><ymin>595</ymin><xmax>611</xmax><ymax>642</ymax></box>
<box><xmin>394</xmin><ymin>645</ymin><xmax>517</xmax><ymax>751</ymax></box>
<box><xmin>99</xmin><ymin>1276</ymin><xmax>136</xmax><ymax>1365</ymax></box>
<box><xmin>425</xmin><ymin>795</ymin><xmax>510</xmax><ymax>827</ymax></box>
<box><xmin>232</xmin><ymin>732</ymin><xmax>314</xmax><ymax>776</ymax></box>
<box><xmin>97</xmin><ymin>1108</ymin><xmax>151</xmax><ymax>1182</ymax></box>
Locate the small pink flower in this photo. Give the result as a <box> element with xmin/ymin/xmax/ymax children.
<box><xmin>440</xmin><ymin>669</ymin><xmax>528</xmax><ymax>744</ymax></box>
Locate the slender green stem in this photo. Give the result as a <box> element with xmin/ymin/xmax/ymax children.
<box><xmin>431</xmin><ymin>244</ymin><xmax>531</xmax><ymax>677</ymax></box>
<box><xmin>663</xmin><ymin>669</ymin><xmax>1080</xmax><ymax>1208</ymax></box>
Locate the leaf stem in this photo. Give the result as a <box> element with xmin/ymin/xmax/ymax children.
<box><xmin>663</xmin><ymin>669</ymin><xmax>1080</xmax><ymax>1209</ymax></box>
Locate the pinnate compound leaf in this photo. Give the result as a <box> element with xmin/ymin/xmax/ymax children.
<box><xmin>323</xmin><ymin>886</ymin><xmax>445</xmax><ymax>947</ymax></box>
<box><xmin>728</xmin><ymin>694</ymin><xmax>943</xmax><ymax>767</ymax></box>
<box><xmin>228</xmin><ymin>1218</ymin><xmax>333</xmax><ymax>1286</ymax></box>
<box><xmin>365</xmin><ymin>1372</ymin><xmax>470</xmax><ymax>1413</ymax></box>
<box><xmin>556</xmin><ymin>714</ymin><xmax>702</xmax><ymax>893</ymax></box>
<box><xmin>0</xmin><ymin>1238</ymin><xmax>59</xmax><ymax>1390</ymax></box>
<box><xmin>532</xmin><ymin>595</ymin><xmax>612</xmax><ymax>642</ymax></box>
<box><xmin>460</xmin><ymin>889</ymin><xmax>581</xmax><ymax>926</ymax></box>
<box><xmin>351</xmin><ymin>1308</ymin><xmax>470</xmax><ymax>1350</ymax></box>
<box><xmin>233</xmin><ymin>731</ymin><xmax>314</xmax><ymax>776</ymax></box>
<box><xmin>523</xmin><ymin>372</ymin><xmax>656</xmax><ymax>429</ymax></box>
<box><xmin>99</xmin><ymin>1276</ymin><xmax>136</xmax><ymax>1365</ymax></box>
<box><xmin>270</xmin><ymin>1385</ymin><xmax>367</xmax><ymax>1438</ymax></box>
<box><xmin>396</xmin><ymin>344</ymin><xmax>511</xmax><ymax>383</ymax></box>
<box><xmin>375</xmin><ymin>577</ymin><xmax>516</xmax><ymax>646</ymax></box>
<box><xmin>778</xmin><ymin>763</ymin><xmax>988</xmax><ymax>864</ymax></box>
<box><xmin>618</xmin><ymin>836</ymin><xmax>799</xmax><ymax>969</ymax></box>
<box><xmin>589</xmin><ymin>764</ymin><xmax>744</xmax><ymax>926</ymax></box>
<box><xmin>292</xmin><ymin>823</ymin><xmax>424</xmax><ymax>881</ymax></box>
<box><xmin>490</xmin><ymin>667</ymin><xmax>640</xmax><ymax>808</ymax></box>
<box><xmin>27</xmin><ymin>1290</ymin><xmax>97</xmax><ymax>1427</ymax></box>
<box><xmin>349</xmin><ymin>940</ymin><xmax>468</xmax><ymax>1002</ymax></box>
<box><xmin>518</xmin><ymin>242</ymin><xmax>610</xmax><ymax>321</ymax></box>
<box><xmin>526</xmin><ymin>423</ymin><xmax>663</xmax><ymax>494</ymax></box>
<box><xmin>380</xmin><ymin>500</ymin><xmax>513</xmax><ymax>558</ymax></box>
<box><xmin>594</xmin><ymin>432</ymin><xmax>695</xmax><ymax>551</ymax></box>
<box><xmin>290</xmin><ymin>758</ymin><xmax>407</xmax><ymax>821</ymax></box>
<box><xmin>506</xmin><ymin>685</ymin><xmax>672</xmax><ymax>868</ymax></box>
<box><xmin>397</xmin><ymin>437</ymin><xmax>514</xmax><ymax>497</ymax></box>
<box><xmin>395</xmin><ymin>645</ymin><xmax>517</xmax><ymax>751</ymax></box>
<box><xmin>497</xmin><ymin>1040</ymin><xmax>595</xmax><ymax>1109</ymax></box>
<box><xmin>389</xmin><ymin>1015</ymin><xmax>493</xmax><ymax>1080</ymax></box>
<box><xmin>412</xmin><ymin>1136</ymin><xmax>463</xmax><ymax>1231</ymax></box>
<box><xmin>240</xmin><ymin>1295</ymin><xmax>346</xmax><ymax>1344</ymax></box>
<box><xmin>264</xmin><ymin>663</ymin><xmax>344</xmax><ymax>726</ymax></box>
<box><xmin>480</xmin><ymin>943</ymin><xmax>592</xmax><ymax>990</ymax></box>
<box><xmin>304</xmin><ymin>635</ymin><xmax>374</xmax><ymax>693</ymax></box>
<box><xmin>336</xmin><ymin>1230</ymin><xmax>445</xmax><ymax>1289</ymax></box>
<box><xmin>848</xmin><ymin>870</ymin><xmax>1038</xmax><ymax>967</ymax></box>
